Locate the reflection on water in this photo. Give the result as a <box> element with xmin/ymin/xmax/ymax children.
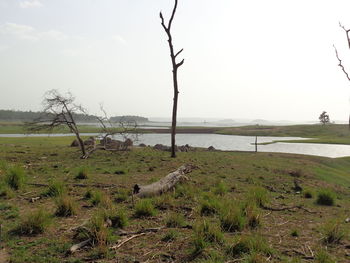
<box><xmin>0</xmin><ymin>133</ymin><xmax>349</xmax><ymax>158</ymax></box>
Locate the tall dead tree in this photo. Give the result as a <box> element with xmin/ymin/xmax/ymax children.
<box><xmin>334</xmin><ymin>22</ymin><xmax>350</xmax><ymax>128</ymax></box>
<box><xmin>160</xmin><ymin>0</ymin><xmax>184</xmax><ymax>158</ymax></box>
<box><xmin>26</xmin><ymin>89</ymin><xmax>87</xmax><ymax>157</ymax></box>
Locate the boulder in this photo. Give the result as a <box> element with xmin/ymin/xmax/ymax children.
<box><xmin>70</xmin><ymin>139</ymin><xmax>79</xmax><ymax>147</ymax></box>
<box><xmin>207</xmin><ymin>146</ymin><xmax>216</xmax><ymax>151</ymax></box>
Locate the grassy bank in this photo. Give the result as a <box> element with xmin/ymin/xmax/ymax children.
<box><xmin>0</xmin><ymin>137</ymin><xmax>349</xmax><ymax>262</ymax></box>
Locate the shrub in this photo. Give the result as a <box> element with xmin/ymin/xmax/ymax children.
<box><xmin>134</xmin><ymin>199</ymin><xmax>156</xmax><ymax>217</ymax></box>
<box><xmin>316</xmin><ymin>189</ymin><xmax>336</xmax><ymax>206</ymax></box>
<box><xmin>75</xmin><ymin>167</ymin><xmax>88</xmax><ymax>179</ymax></box>
<box><xmin>55</xmin><ymin>194</ymin><xmax>77</xmax><ymax>217</ymax></box>
<box><xmin>5</xmin><ymin>166</ymin><xmax>25</xmax><ymax>190</ymax></box>
<box><xmin>322</xmin><ymin>220</ymin><xmax>346</xmax><ymax>244</ymax></box>
<box><xmin>43</xmin><ymin>181</ymin><xmax>65</xmax><ymax>197</ymax></box>
<box><xmin>220</xmin><ymin>205</ymin><xmax>246</xmax><ymax>232</ymax></box>
<box><xmin>165</xmin><ymin>212</ymin><xmax>185</xmax><ymax>228</ymax></box>
<box><xmin>84</xmin><ymin>189</ymin><xmax>93</xmax><ymax>199</ymax></box>
<box><xmin>17</xmin><ymin>209</ymin><xmax>51</xmax><ymax>235</ymax></box>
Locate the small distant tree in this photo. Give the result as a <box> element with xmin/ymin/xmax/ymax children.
<box><xmin>160</xmin><ymin>0</ymin><xmax>184</xmax><ymax>158</ymax></box>
<box><xmin>319</xmin><ymin>111</ymin><xmax>330</xmax><ymax>125</ymax></box>
<box><xmin>26</xmin><ymin>90</ymin><xmax>87</xmax><ymax>158</ymax></box>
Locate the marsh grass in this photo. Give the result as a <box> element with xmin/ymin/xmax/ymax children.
<box><xmin>5</xmin><ymin>166</ymin><xmax>25</xmax><ymax>190</ymax></box>
<box><xmin>134</xmin><ymin>199</ymin><xmax>156</xmax><ymax>217</ymax></box>
<box><xmin>55</xmin><ymin>194</ymin><xmax>77</xmax><ymax>217</ymax></box>
<box><xmin>322</xmin><ymin>220</ymin><xmax>346</xmax><ymax>244</ymax></box>
<box><xmin>165</xmin><ymin>212</ymin><xmax>185</xmax><ymax>227</ymax></box>
<box><xmin>75</xmin><ymin>167</ymin><xmax>88</xmax><ymax>179</ymax></box>
<box><xmin>43</xmin><ymin>181</ymin><xmax>66</xmax><ymax>197</ymax></box>
<box><xmin>316</xmin><ymin>189</ymin><xmax>336</xmax><ymax>206</ymax></box>
<box><xmin>16</xmin><ymin>209</ymin><xmax>52</xmax><ymax>236</ymax></box>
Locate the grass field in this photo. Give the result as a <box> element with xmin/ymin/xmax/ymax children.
<box><xmin>0</xmin><ymin>137</ymin><xmax>350</xmax><ymax>262</ymax></box>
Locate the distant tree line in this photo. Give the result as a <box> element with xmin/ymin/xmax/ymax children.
<box><xmin>0</xmin><ymin>110</ymin><xmax>149</xmax><ymax>123</ymax></box>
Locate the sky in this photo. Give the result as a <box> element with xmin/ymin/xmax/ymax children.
<box><xmin>1</xmin><ymin>0</ymin><xmax>350</xmax><ymax>122</ymax></box>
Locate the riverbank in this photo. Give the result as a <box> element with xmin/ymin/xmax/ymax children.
<box><xmin>0</xmin><ymin>136</ymin><xmax>350</xmax><ymax>262</ymax></box>
<box><xmin>1</xmin><ymin>122</ymin><xmax>350</xmax><ymax>145</ymax></box>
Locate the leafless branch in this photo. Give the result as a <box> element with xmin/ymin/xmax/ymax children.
<box><xmin>334</xmin><ymin>45</ymin><xmax>350</xmax><ymax>81</ymax></box>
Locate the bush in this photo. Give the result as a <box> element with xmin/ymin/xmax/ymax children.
<box><xmin>290</xmin><ymin>229</ymin><xmax>299</xmax><ymax>237</ymax></box>
<box><xmin>17</xmin><ymin>209</ymin><xmax>51</xmax><ymax>235</ymax></box>
<box><xmin>5</xmin><ymin>166</ymin><xmax>25</xmax><ymax>190</ymax></box>
<box><xmin>303</xmin><ymin>189</ymin><xmax>313</xmax><ymax>199</ymax></box>
<box><xmin>43</xmin><ymin>181</ymin><xmax>65</xmax><ymax>197</ymax></box>
<box><xmin>84</xmin><ymin>189</ymin><xmax>93</xmax><ymax>199</ymax></box>
<box><xmin>55</xmin><ymin>194</ymin><xmax>77</xmax><ymax>217</ymax></box>
<box><xmin>165</xmin><ymin>212</ymin><xmax>185</xmax><ymax>228</ymax></box>
<box><xmin>220</xmin><ymin>205</ymin><xmax>246</xmax><ymax>232</ymax></box>
<box><xmin>316</xmin><ymin>189</ymin><xmax>336</xmax><ymax>206</ymax></box>
<box><xmin>322</xmin><ymin>220</ymin><xmax>346</xmax><ymax>244</ymax></box>
<box><xmin>75</xmin><ymin>167</ymin><xmax>88</xmax><ymax>179</ymax></box>
<box><xmin>134</xmin><ymin>199</ymin><xmax>156</xmax><ymax>217</ymax></box>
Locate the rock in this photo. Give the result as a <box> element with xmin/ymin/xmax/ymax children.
<box><xmin>139</xmin><ymin>143</ymin><xmax>147</xmax><ymax>147</ymax></box>
<box><xmin>207</xmin><ymin>146</ymin><xmax>215</xmax><ymax>151</ymax></box>
<box><xmin>70</xmin><ymin>139</ymin><xmax>79</xmax><ymax>147</ymax></box>
<box><xmin>124</xmin><ymin>138</ymin><xmax>133</xmax><ymax>147</ymax></box>
<box><xmin>84</xmin><ymin>137</ymin><xmax>95</xmax><ymax>146</ymax></box>
<box><xmin>100</xmin><ymin>137</ymin><xmax>112</xmax><ymax>145</ymax></box>
<box><xmin>345</xmin><ymin>218</ymin><xmax>350</xmax><ymax>223</ymax></box>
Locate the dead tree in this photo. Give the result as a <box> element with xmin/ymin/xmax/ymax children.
<box><xmin>334</xmin><ymin>22</ymin><xmax>350</xmax><ymax>128</ymax></box>
<box><xmin>26</xmin><ymin>89</ymin><xmax>87</xmax><ymax>157</ymax></box>
<box><xmin>160</xmin><ymin>0</ymin><xmax>184</xmax><ymax>158</ymax></box>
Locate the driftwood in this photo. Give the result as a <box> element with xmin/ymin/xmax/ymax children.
<box><xmin>69</xmin><ymin>239</ymin><xmax>91</xmax><ymax>254</ymax></box>
<box><xmin>110</xmin><ymin>233</ymin><xmax>146</xmax><ymax>250</ymax></box>
<box><xmin>133</xmin><ymin>164</ymin><xmax>195</xmax><ymax>198</ymax></box>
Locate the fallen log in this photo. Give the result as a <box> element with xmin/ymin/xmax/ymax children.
<box><xmin>133</xmin><ymin>164</ymin><xmax>195</xmax><ymax>198</ymax></box>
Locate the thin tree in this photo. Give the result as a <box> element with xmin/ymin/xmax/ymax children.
<box><xmin>26</xmin><ymin>89</ymin><xmax>87</xmax><ymax>158</ymax></box>
<box><xmin>319</xmin><ymin>111</ymin><xmax>330</xmax><ymax>125</ymax></box>
<box><xmin>334</xmin><ymin>22</ymin><xmax>350</xmax><ymax>128</ymax></box>
<box><xmin>160</xmin><ymin>0</ymin><xmax>184</xmax><ymax>158</ymax></box>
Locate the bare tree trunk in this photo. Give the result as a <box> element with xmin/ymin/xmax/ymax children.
<box><xmin>160</xmin><ymin>0</ymin><xmax>184</xmax><ymax>158</ymax></box>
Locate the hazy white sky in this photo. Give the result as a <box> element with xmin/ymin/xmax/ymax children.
<box><xmin>1</xmin><ymin>0</ymin><xmax>350</xmax><ymax>121</ymax></box>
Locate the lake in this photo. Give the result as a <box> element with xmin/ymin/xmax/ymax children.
<box><xmin>1</xmin><ymin>133</ymin><xmax>350</xmax><ymax>158</ymax></box>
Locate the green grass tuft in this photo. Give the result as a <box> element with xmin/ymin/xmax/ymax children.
<box><xmin>316</xmin><ymin>189</ymin><xmax>336</xmax><ymax>206</ymax></box>
<box><xmin>134</xmin><ymin>199</ymin><xmax>156</xmax><ymax>217</ymax></box>
<box><xmin>5</xmin><ymin>166</ymin><xmax>25</xmax><ymax>190</ymax></box>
